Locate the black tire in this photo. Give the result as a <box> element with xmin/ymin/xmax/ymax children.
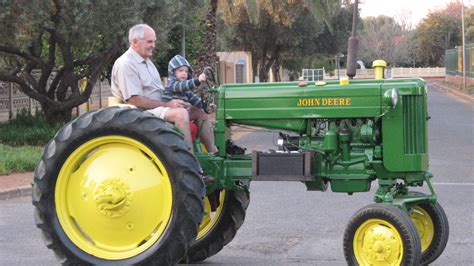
<box><xmin>32</xmin><ymin>107</ymin><xmax>205</xmax><ymax>265</ymax></box>
<box><xmin>343</xmin><ymin>203</ymin><xmax>421</xmax><ymax>266</ymax></box>
<box><xmin>181</xmin><ymin>189</ymin><xmax>250</xmax><ymax>263</ymax></box>
<box><xmin>408</xmin><ymin>192</ymin><xmax>449</xmax><ymax>265</ymax></box>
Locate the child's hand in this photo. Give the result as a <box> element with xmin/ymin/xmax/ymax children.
<box><xmin>208</xmin><ymin>103</ymin><xmax>216</xmax><ymax>113</ymax></box>
<box><xmin>198</xmin><ymin>73</ymin><xmax>207</xmax><ymax>82</ymax></box>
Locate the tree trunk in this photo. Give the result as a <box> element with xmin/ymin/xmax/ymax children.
<box><xmin>272</xmin><ymin>66</ymin><xmax>280</xmax><ymax>82</ymax></box>
<box><xmin>258</xmin><ymin>52</ymin><xmax>269</xmax><ymax>82</ymax></box>
<box><xmin>251</xmin><ymin>52</ymin><xmax>259</xmax><ymax>82</ymax></box>
<box><xmin>41</xmin><ymin>104</ymin><xmax>73</xmax><ymax>126</ymax></box>
<box><xmin>193</xmin><ymin>0</ymin><xmax>218</xmax><ymax>76</ymax></box>
<box><xmin>258</xmin><ymin>64</ymin><xmax>268</xmax><ymax>82</ymax></box>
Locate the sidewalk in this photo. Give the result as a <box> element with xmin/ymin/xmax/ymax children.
<box><xmin>0</xmin><ymin>172</ymin><xmax>33</xmax><ymax>200</ymax></box>
<box><xmin>429</xmin><ymin>80</ymin><xmax>474</xmax><ymax>103</ymax></box>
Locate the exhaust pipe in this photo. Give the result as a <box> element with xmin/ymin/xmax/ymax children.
<box><xmin>346</xmin><ymin>0</ymin><xmax>359</xmax><ymax>79</ymax></box>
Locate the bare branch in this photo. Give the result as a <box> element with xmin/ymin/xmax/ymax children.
<box><xmin>60</xmin><ymin>45</ymin><xmax>120</xmax><ymax>110</ymax></box>
<box><xmin>0</xmin><ymin>46</ymin><xmax>47</xmax><ymax>68</ymax></box>
<box><xmin>0</xmin><ymin>72</ymin><xmax>53</xmax><ymax>105</ymax></box>
<box><xmin>9</xmin><ymin>62</ymin><xmax>23</xmax><ymax>76</ymax></box>
<box><xmin>22</xmin><ymin>72</ymin><xmax>38</xmax><ymax>91</ymax></box>
<box><xmin>24</xmin><ymin>61</ymin><xmax>38</xmax><ymax>74</ymax></box>
<box><xmin>48</xmin><ymin>67</ymin><xmax>65</xmax><ymax>99</ymax></box>
<box><xmin>47</xmin><ymin>31</ymin><xmax>57</xmax><ymax>65</ymax></box>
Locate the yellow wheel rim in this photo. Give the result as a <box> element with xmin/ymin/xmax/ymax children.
<box><xmin>410</xmin><ymin>206</ymin><xmax>434</xmax><ymax>252</ymax></box>
<box><xmin>55</xmin><ymin>136</ymin><xmax>173</xmax><ymax>260</ymax></box>
<box><xmin>353</xmin><ymin>219</ymin><xmax>404</xmax><ymax>266</ymax></box>
<box><xmin>196</xmin><ymin>190</ymin><xmax>226</xmax><ymax>240</ymax></box>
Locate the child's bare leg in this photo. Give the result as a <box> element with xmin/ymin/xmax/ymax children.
<box><xmin>189</xmin><ymin>106</ymin><xmax>218</xmax><ymax>153</ymax></box>
<box><xmin>164</xmin><ymin>107</ymin><xmax>194</xmax><ymax>153</ymax></box>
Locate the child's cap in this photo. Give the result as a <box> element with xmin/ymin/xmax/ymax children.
<box><xmin>168</xmin><ymin>55</ymin><xmax>193</xmax><ymax>79</ymax></box>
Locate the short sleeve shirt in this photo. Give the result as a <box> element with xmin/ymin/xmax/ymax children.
<box><xmin>111</xmin><ymin>48</ymin><xmax>164</xmax><ymax>101</ymax></box>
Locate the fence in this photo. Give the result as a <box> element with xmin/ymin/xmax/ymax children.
<box><xmin>445</xmin><ymin>43</ymin><xmax>474</xmax><ymax>86</ymax></box>
<box><xmin>0</xmin><ymin>80</ymin><xmax>113</xmax><ymax>122</ymax></box>
<box><xmin>321</xmin><ymin>67</ymin><xmax>445</xmax><ymax>80</ymax></box>
<box><xmin>302</xmin><ymin>68</ymin><xmax>325</xmax><ymax>81</ymax></box>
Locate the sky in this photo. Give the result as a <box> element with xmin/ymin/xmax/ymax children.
<box><xmin>360</xmin><ymin>0</ymin><xmax>473</xmax><ymax>27</ymax></box>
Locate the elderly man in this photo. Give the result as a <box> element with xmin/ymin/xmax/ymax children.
<box><xmin>111</xmin><ymin>24</ymin><xmax>216</xmax><ymax>153</ymax></box>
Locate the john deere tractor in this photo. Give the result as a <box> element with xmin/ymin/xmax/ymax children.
<box><xmin>32</xmin><ymin>60</ymin><xmax>448</xmax><ymax>265</ymax></box>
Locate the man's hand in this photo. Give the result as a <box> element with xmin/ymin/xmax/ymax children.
<box><xmin>198</xmin><ymin>73</ymin><xmax>207</xmax><ymax>82</ymax></box>
<box><xmin>166</xmin><ymin>99</ymin><xmax>190</xmax><ymax>108</ymax></box>
<box><xmin>127</xmin><ymin>95</ymin><xmax>190</xmax><ymax>109</ymax></box>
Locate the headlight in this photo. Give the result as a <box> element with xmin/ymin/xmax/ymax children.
<box><xmin>384</xmin><ymin>88</ymin><xmax>399</xmax><ymax>108</ymax></box>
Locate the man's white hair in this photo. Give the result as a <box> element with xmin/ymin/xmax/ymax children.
<box><xmin>128</xmin><ymin>24</ymin><xmax>151</xmax><ymax>44</ymax></box>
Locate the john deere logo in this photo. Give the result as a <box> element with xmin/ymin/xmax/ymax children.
<box><xmin>297</xmin><ymin>97</ymin><xmax>352</xmax><ymax>107</ymax></box>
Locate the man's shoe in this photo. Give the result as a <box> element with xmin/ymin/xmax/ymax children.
<box><xmin>201</xmin><ymin>174</ymin><xmax>215</xmax><ymax>185</ymax></box>
<box><xmin>208</xmin><ymin>190</ymin><xmax>221</xmax><ymax>211</ymax></box>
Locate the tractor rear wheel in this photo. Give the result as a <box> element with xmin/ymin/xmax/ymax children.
<box><xmin>343</xmin><ymin>203</ymin><xmax>421</xmax><ymax>265</ymax></box>
<box><xmin>32</xmin><ymin>107</ymin><xmax>205</xmax><ymax>265</ymax></box>
<box><xmin>408</xmin><ymin>193</ymin><xmax>449</xmax><ymax>264</ymax></box>
<box><xmin>181</xmin><ymin>189</ymin><xmax>250</xmax><ymax>263</ymax></box>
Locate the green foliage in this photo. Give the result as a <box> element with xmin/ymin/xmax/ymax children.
<box><xmin>466</xmin><ymin>6</ymin><xmax>474</xmax><ymax>43</ymax></box>
<box><xmin>415</xmin><ymin>13</ymin><xmax>461</xmax><ymax>66</ymax></box>
<box><xmin>218</xmin><ymin>1</ymin><xmax>351</xmax><ymax>81</ymax></box>
<box><xmin>156</xmin><ymin>13</ymin><xmax>207</xmax><ymax>76</ymax></box>
<box><xmin>0</xmin><ymin>144</ymin><xmax>42</xmax><ymax>175</ymax></box>
<box><xmin>0</xmin><ymin>1</ymin><xmax>176</xmax><ymax>125</ymax></box>
<box><xmin>414</xmin><ymin>3</ymin><xmax>462</xmax><ymax>66</ymax></box>
<box><xmin>0</xmin><ymin>110</ymin><xmax>62</xmax><ymax>146</ymax></box>
<box><xmin>311</xmin><ymin>5</ymin><xmax>354</xmax><ymax>55</ymax></box>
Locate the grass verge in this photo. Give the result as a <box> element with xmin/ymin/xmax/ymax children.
<box><xmin>0</xmin><ymin>110</ymin><xmax>62</xmax><ymax>146</ymax></box>
<box><xmin>0</xmin><ymin>144</ymin><xmax>43</xmax><ymax>175</ymax></box>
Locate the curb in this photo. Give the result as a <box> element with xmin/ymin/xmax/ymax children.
<box><xmin>0</xmin><ymin>186</ymin><xmax>32</xmax><ymax>200</ymax></box>
<box><xmin>431</xmin><ymin>82</ymin><xmax>474</xmax><ymax>103</ymax></box>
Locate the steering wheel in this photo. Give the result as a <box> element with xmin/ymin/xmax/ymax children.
<box><xmin>200</xmin><ymin>67</ymin><xmax>219</xmax><ymax>114</ymax></box>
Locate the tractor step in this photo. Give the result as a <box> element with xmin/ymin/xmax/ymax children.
<box><xmin>252</xmin><ymin>151</ymin><xmax>314</xmax><ymax>181</ymax></box>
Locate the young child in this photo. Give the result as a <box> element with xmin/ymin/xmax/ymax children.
<box><xmin>164</xmin><ymin>54</ymin><xmax>218</xmax><ymax>154</ymax></box>
<box><xmin>163</xmin><ymin>54</ymin><xmax>207</xmax><ymax>108</ymax></box>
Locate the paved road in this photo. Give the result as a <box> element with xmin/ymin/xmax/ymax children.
<box><xmin>0</xmin><ymin>81</ymin><xmax>473</xmax><ymax>265</ymax></box>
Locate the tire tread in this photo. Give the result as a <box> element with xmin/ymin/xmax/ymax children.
<box><xmin>32</xmin><ymin>107</ymin><xmax>205</xmax><ymax>265</ymax></box>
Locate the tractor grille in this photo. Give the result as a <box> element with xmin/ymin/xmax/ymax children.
<box><xmin>403</xmin><ymin>95</ymin><xmax>427</xmax><ymax>154</ymax></box>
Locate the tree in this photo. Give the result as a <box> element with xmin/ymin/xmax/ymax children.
<box><xmin>217</xmin><ymin>0</ymin><xmax>348</xmax><ymax>82</ymax></box>
<box><xmin>414</xmin><ymin>2</ymin><xmax>462</xmax><ymax>66</ymax></box>
<box><xmin>0</xmin><ymin>1</ymin><xmax>173</xmax><ymax>125</ymax></box>
<box><xmin>192</xmin><ymin>0</ymin><xmax>219</xmax><ymax>76</ymax></box>
<box><xmin>391</xmin><ymin>10</ymin><xmax>417</xmax><ymax>67</ymax></box>
<box><xmin>154</xmin><ymin>0</ymin><xmax>208</xmax><ymax>76</ymax></box>
<box><xmin>393</xmin><ymin>30</ymin><xmax>417</xmax><ymax>67</ymax></box>
<box><xmin>358</xmin><ymin>16</ymin><xmax>404</xmax><ymax>66</ymax></box>
<box><xmin>465</xmin><ymin>6</ymin><xmax>474</xmax><ymax>43</ymax></box>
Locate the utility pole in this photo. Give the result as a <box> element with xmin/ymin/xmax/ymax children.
<box><xmin>181</xmin><ymin>16</ymin><xmax>186</xmax><ymax>58</ymax></box>
<box><xmin>462</xmin><ymin>0</ymin><xmax>466</xmax><ymax>90</ymax></box>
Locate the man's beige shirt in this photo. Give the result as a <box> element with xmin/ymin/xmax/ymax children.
<box><xmin>111</xmin><ymin>48</ymin><xmax>164</xmax><ymax>101</ymax></box>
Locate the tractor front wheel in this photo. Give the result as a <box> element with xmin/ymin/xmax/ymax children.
<box><xmin>343</xmin><ymin>203</ymin><xmax>421</xmax><ymax>265</ymax></box>
<box><xmin>32</xmin><ymin>107</ymin><xmax>205</xmax><ymax>265</ymax></box>
<box><xmin>409</xmin><ymin>193</ymin><xmax>449</xmax><ymax>264</ymax></box>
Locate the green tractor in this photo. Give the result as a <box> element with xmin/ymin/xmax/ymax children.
<box><xmin>32</xmin><ymin>61</ymin><xmax>448</xmax><ymax>265</ymax></box>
